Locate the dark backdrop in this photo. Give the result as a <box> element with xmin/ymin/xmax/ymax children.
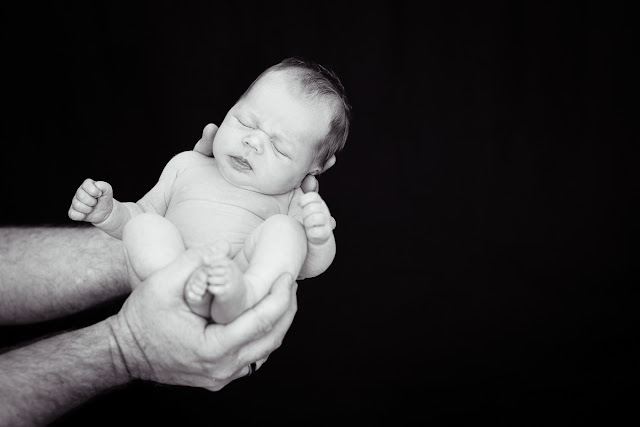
<box><xmin>1</xmin><ymin>2</ymin><xmax>635</xmax><ymax>425</ymax></box>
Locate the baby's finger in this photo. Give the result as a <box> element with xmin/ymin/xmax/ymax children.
<box><xmin>81</xmin><ymin>178</ymin><xmax>102</xmax><ymax>198</ymax></box>
<box><xmin>68</xmin><ymin>208</ymin><xmax>87</xmax><ymax>221</ymax></box>
<box><xmin>298</xmin><ymin>191</ymin><xmax>323</xmax><ymax>207</ymax></box>
<box><xmin>71</xmin><ymin>198</ymin><xmax>94</xmax><ymax>214</ymax></box>
<box><xmin>302</xmin><ymin>201</ymin><xmax>326</xmax><ymax>218</ymax></box>
<box><xmin>94</xmin><ymin>181</ymin><xmax>113</xmax><ymax>198</ymax></box>
<box><xmin>75</xmin><ymin>188</ymin><xmax>98</xmax><ymax>206</ymax></box>
<box><xmin>306</xmin><ymin>225</ymin><xmax>331</xmax><ymax>242</ymax></box>
<box><xmin>303</xmin><ymin>212</ymin><xmax>328</xmax><ymax>229</ymax></box>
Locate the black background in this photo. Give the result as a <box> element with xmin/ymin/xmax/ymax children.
<box><xmin>1</xmin><ymin>1</ymin><xmax>636</xmax><ymax>425</ymax></box>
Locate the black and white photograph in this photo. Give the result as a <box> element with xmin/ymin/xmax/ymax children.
<box><xmin>1</xmin><ymin>2</ymin><xmax>634</xmax><ymax>425</ymax></box>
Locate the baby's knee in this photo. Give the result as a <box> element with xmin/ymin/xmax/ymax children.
<box><xmin>123</xmin><ymin>212</ymin><xmax>185</xmax><ymax>282</ymax></box>
<box><xmin>261</xmin><ymin>215</ymin><xmax>307</xmax><ymax>254</ymax></box>
<box><xmin>263</xmin><ymin>214</ymin><xmax>305</xmax><ymax>237</ymax></box>
<box><xmin>123</xmin><ymin>213</ymin><xmax>183</xmax><ymax>249</ymax></box>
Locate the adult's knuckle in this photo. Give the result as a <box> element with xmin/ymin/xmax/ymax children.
<box><xmin>272</xmin><ymin>336</ymin><xmax>284</xmax><ymax>351</ymax></box>
<box><xmin>208</xmin><ymin>365</ymin><xmax>234</xmax><ymax>382</ymax></box>
<box><xmin>255</xmin><ymin>313</ymin><xmax>274</xmax><ymax>335</ymax></box>
<box><xmin>206</xmin><ymin>381</ymin><xmax>225</xmax><ymax>392</ymax></box>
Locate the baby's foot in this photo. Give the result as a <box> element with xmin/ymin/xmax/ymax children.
<box><xmin>184</xmin><ymin>240</ymin><xmax>231</xmax><ymax>318</ymax></box>
<box><xmin>183</xmin><ymin>240</ymin><xmax>248</xmax><ymax>324</ymax></box>
<box><xmin>206</xmin><ymin>247</ymin><xmax>248</xmax><ymax>324</ymax></box>
<box><xmin>184</xmin><ymin>267</ymin><xmax>214</xmax><ymax>318</ymax></box>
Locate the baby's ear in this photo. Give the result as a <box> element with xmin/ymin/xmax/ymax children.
<box><xmin>320</xmin><ymin>155</ymin><xmax>336</xmax><ymax>174</ymax></box>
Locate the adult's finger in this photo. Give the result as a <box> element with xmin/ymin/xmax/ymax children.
<box><xmin>301</xmin><ymin>174</ymin><xmax>319</xmax><ymax>193</ymax></box>
<box><xmin>227</xmin><ymin>355</ymin><xmax>270</xmax><ymax>381</ymax></box>
<box><xmin>300</xmin><ymin>155</ymin><xmax>337</xmax><ymax>193</ymax></box>
<box><xmin>193</xmin><ymin>123</ymin><xmax>218</xmax><ymax>156</ymax></box>
<box><xmin>208</xmin><ymin>273</ymin><xmax>296</xmax><ymax>350</ymax></box>
<box><xmin>147</xmin><ymin>247</ymin><xmax>207</xmax><ymax>297</ymax></box>
<box><xmin>237</xmin><ymin>280</ymin><xmax>298</xmax><ymax>365</ymax></box>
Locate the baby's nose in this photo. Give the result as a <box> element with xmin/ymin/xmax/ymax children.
<box><xmin>243</xmin><ymin>133</ymin><xmax>265</xmax><ymax>154</ymax></box>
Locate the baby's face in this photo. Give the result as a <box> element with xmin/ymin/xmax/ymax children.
<box><xmin>212</xmin><ymin>70</ymin><xmax>331</xmax><ymax>195</ymax></box>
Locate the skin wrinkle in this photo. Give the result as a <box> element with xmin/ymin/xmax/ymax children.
<box><xmin>107</xmin><ymin>318</ymin><xmax>132</xmax><ymax>381</ymax></box>
<box><xmin>119</xmin><ymin>307</ymin><xmax>155</xmax><ymax>381</ymax></box>
<box><xmin>0</xmin><ymin>121</ymin><xmax>304</xmax><ymax>422</ymax></box>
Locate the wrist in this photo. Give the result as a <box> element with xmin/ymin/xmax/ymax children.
<box><xmin>107</xmin><ymin>312</ymin><xmax>151</xmax><ymax>382</ymax></box>
<box><xmin>91</xmin><ymin>204</ymin><xmax>116</xmax><ymax>228</ymax></box>
<box><xmin>0</xmin><ymin>320</ymin><xmax>132</xmax><ymax>425</ymax></box>
<box><xmin>93</xmin><ymin>202</ymin><xmax>126</xmax><ymax>239</ymax></box>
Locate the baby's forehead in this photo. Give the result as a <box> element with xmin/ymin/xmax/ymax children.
<box><xmin>243</xmin><ymin>71</ymin><xmax>333</xmax><ymax>122</ymax></box>
<box><xmin>248</xmin><ymin>70</ymin><xmax>305</xmax><ymax>100</ymax></box>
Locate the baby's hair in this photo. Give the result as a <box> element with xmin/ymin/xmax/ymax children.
<box><xmin>240</xmin><ymin>57</ymin><xmax>351</xmax><ymax>171</ymax></box>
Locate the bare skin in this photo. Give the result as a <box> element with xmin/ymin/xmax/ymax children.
<box><xmin>0</xmin><ymin>124</ymin><xmax>305</xmax><ymax>424</ymax></box>
<box><xmin>184</xmin><ymin>240</ymin><xmax>248</xmax><ymax>319</ymax></box>
<box><xmin>69</xmin><ymin>99</ymin><xmax>338</xmax><ymax>325</ymax></box>
<box><xmin>0</xmin><ymin>226</ymin><xmax>128</xmax><ymax>324</ymax></box>
<box><xmin>0</xmin><ymin>239</ymin><xmax>298</xmax><ymax>425</ymax></box>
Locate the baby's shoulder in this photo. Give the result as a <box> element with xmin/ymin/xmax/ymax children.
<box><xmin>165</xmin><ymin>151</ymin><xmax>215</xmax><ymax>172</ymax></box>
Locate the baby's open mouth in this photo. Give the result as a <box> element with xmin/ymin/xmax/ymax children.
<box><xmin>230</xmin><ymin>155</ymin><xmax>252</xmax><ymax>170</ymax></box>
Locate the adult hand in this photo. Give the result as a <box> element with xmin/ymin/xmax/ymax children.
<box><xmin>193</xmin><ymin>123</ymin><xmax>336</xmax><ymax>194</ymax></box>
<box><xmin>109</xmin><ymin>246</ymin><xmax>298</xmax><ymax>390</ymax></box>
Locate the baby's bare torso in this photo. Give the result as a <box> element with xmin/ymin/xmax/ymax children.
<box><xmin>164</xmin><ymin>155</ymin><xmax>293</xmax><ymax>255</ymax></box>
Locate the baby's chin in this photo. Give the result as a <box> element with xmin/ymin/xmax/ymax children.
<box><xmin>222</xmin><ymin>172</ymin><xmax>295</xmax><ymax>195</ymax></box>
<box><xmin>217</xmin><ymin>162</ymin><xmax>301</xmax><ymax>195</ymax></box>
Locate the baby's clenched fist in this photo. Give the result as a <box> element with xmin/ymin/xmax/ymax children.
<box><xmin>68</xmin><ymin>178</ymin><xmax>114</xmax><ymax>224</ymax></box>
<box><xmin>298</xmin><ymin>192</ymin><xmax>335</xmax><ymax>246</ymax></box>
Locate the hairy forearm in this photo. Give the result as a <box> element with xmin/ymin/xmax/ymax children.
<box><xmin>0</xmin><ymin>226</ymin><xmax>129</xmax><ymax>324</ymax></box>
<box><xmin>299</xmin><ymin>235</ymin><xmax>336</xmax><ymax>279</ymax></box>
<box><xmin>0</xmin><ymin>319</ymin><xmax>129</xmax><ymax>426</ymax></box>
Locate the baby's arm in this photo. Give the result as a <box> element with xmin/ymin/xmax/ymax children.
<box><xmin>68</xmin><ymin>152</ymin><xmax>192</xmax><ymax>239</ymax></box>
<box><xmin>289</xmin><ymin>190</ymin><xmax>336</xmax><ymax>279</ymax></box>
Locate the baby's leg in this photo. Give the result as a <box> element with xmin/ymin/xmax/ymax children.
<box><xmin>207</xmin><ymin>214</ymin><xmax>307</xmax><ymax>324</ymax></box>
<box><xmin>122</xmin><ymin>212</ymin><xmax>185</xmax><ymax>289</ymax></box>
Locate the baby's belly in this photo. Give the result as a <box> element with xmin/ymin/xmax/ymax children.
<box><xmin>165</xmin><ymin>200</ymin><xmax>264</xmax><ymax>257</ymax></box>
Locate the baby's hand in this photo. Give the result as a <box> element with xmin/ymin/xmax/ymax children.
<box><xmin>299</xmin><ymin>192</ymin><xmax>335</xmax><ymax>246</ymax></box>
<box><xmin>68</xmin><ymin>178</ymin><xmax>114</xmax><ymax>224</ymax></box>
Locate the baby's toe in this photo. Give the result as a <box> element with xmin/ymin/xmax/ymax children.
<box><xmin>207</xmin><ymin>273</ymin><xmax>229</xmax><ymax>286</ymax></box>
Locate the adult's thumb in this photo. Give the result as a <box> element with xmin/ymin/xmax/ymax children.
<box><xmin>150</xmin><ymin>248</ymin><xmax>206</xmax><ymax>296</ymax></box>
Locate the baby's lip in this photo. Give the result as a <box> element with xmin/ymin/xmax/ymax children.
<box><xmin>230</xmin><ymin>155</ymin><xmax>252</xmax><ymax>170</ymax></box>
